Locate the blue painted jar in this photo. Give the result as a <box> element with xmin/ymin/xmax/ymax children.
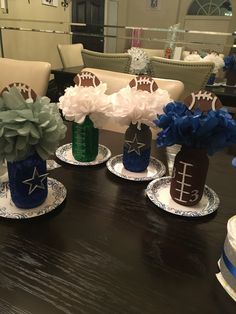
<box><xmin>123</xmin><ymin>123</ymin><xmax>152</xmax><ymax>172</ymax></box>
<box><xmin>207</xmin><ymin>73</ymin><xmax>216</xmax><ymax>85</ymax></box>
<box><xmin>7</xmin><ymin>153</ymin><xmax>48</xmax><ymax>209</ymax></box>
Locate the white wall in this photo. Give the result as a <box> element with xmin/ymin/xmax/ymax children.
<box><xmin>0</xmin><ymin>0</ymin><xmax>71</xmax><ymax>68</ymax></box>
<box><xmin>0</xmin><ymin>0</ymin><xmax>235</xmax><ymax>61</ymax></box>
<box><xmin>177</xmin><ymin>0</ymin><xmax>233</xmax><ymax>54</ymax></box>
<box><xmin>125</xmin><ymin>0</ymin><xmax>181</xmax><ymax>49</ymax></box>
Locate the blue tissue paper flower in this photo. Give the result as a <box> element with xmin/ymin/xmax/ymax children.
<box><xmin>223</xmin><ymin>54</ymin><xmax>236</xmax><ymax>72</ymax></box>
<box><xmin>155</xmin><ymin>102</ymin><xmax>236</xmax><ymax>155</ymax></box>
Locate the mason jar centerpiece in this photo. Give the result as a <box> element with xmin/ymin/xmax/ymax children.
<box><xmin>0</xmin><ymin>85</ymin><xmax>66</xmax><ymax>209</ymax></box>
<box><xmin>109</xmin><ymin>76</ymin><xmax>171</xmax><ymax>172</ymax></box>
<box><xmin>59</xmin><ymin>71</ymin><xmax>110</xmax><ymax>162</ymax></box>
<box><xmin>155</xmin><ymin>90</ymin><xmax>236</xmax><ymax>207</ymax></box>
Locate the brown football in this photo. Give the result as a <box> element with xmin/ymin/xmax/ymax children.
<box><xmin>129</xmin><ymin>76</ymin><xmax>158</xmax><ymax>93</ymax></box>
<box><xmin>184</xmin><ymin>90</ymin><xmax>222</xmax><ymax>112</ymax></box>
<box><xmin>74</xmin><ymin>71</ymin><xmax>100</xmax><ymax>87</ymax></box>
<box><xmin>1</xmin><ymin>82</ymin><xmax>37</xmax><ymax>101</ymax></box>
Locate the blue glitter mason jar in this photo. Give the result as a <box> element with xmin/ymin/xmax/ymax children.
<box><xmin>7</xmin><ymin>153</ymin><xmax>48</xmax><ymax>209</ymax></box>
<box><xmin>72</xmin><ymin>116</ymin><xmax>99</xmax><ymax>162</ymax></box>
<box><xmin>123</xmin><ymin>123</ymin><xmax>152</xmax><ymax>172</ymax></box>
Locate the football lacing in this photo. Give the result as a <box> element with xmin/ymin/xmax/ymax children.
<box><xmin>80</xmin><ymin>72</ymin><xmax>95</xmax><ymax>80</ymax></box>
<box><xmin>189</xmin><ymin>91</ymin><xmax>217</xmax><ymax>111</ymax></box>
<box><xmin>136</xmin><ymin>77</ymin><xmax>151</xmax><ymax>85</ymax></box>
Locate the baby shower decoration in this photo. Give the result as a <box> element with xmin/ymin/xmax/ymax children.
<box><xmin>0</xmin><ymin>85</ymin><xmax>66</xmax><ymax>217</ymax></box>
<box><xmin>57</xmin><ymin>72</ymin><xmax>111</xmax><ymax>165</ymax></box>
<box><xmin>106</xmin><ymin>76</ymin><xmax>170</xmax><ymax>180</ymax></box>
<box><xmin>146</xmin><ymin>90</ymin><xmax>236</xmax><ymax>216</ymax></box>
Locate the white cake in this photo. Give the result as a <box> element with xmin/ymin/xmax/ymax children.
<box><xmin>216</xmin><ymin>215</ymin><xmax>236</xmax><ymax>301</ymax></box>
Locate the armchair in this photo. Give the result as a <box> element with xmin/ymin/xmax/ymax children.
<box><xmin>81</xmin><ymin>49</ymin><xmax>132</xmax><ymax>73</ymax></box>
<box><xmin>57</xmin><ymin>43</ymin><xmax>84</xmax><ymax>68</ymax></box>
<box><xmin>149</xmin><ymin>56</ymin><xmax>214</xmax><ymax>99</ymax></box>
<box><xmin>0</xmin><ymin>57</ymin><xmax>51</xmax><ymax>96</ymax></box>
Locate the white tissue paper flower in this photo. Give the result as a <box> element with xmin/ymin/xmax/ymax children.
<box><xmin>59</xmin><ymin>83</ymin><xmax>110</xmax><ymax>128</ymax></box>
<box><xmin>203</xmin><ymin>53</ymin><xmax>225</xmax><ymax>74</ymax></box>
<box><xmin>184</xmin><ymin>53</ymin><xmax>202</xmax><ymax>62</ymax></box>
<box><xmin>109</xmin><ymin>86</ymin><xmax>171</xmax><ymax>129</ymax></box>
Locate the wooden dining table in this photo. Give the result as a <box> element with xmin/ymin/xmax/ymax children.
<box><xmin>0</xmin><ymin>125</ymin><xmax>235</xmax><ymax>314</ymax></box>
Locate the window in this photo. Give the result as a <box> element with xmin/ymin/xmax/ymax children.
<box><xmin>187</xmin><ymin>0</ymin><xmax>232</xmax><ymax>16</ymax></box>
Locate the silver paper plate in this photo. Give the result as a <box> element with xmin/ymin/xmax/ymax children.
<box><xmin>106</xmin><ymin>154</ymin><xmax>166</xmax><ymax>181</ymax></box>
<box><xmin>146</xmin><ymin>176</ymin><xmax>219</xmax><ymax>217</ymax></box>
<box><xmin>56</xmin><ymin>143</ymin><xmax>111</xmax><ymax>166</ymax></box>
<box><xmin>0</xmin><ymin>178</ymin><xmax>66</xmax><ymax>219</ymax></box>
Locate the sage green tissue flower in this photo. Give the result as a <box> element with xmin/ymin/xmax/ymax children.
<box><xmin>0</xmin><ymin>87</ymin><xmax>67</xmax><ymax>161</ymax></box>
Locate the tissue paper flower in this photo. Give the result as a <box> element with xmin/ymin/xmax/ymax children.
<box><xmin>128</xmin><ymin>47</ymin><xmax>149</xmax><ymax>75</ymax></box>
<box><xmin>109</xmin><ymin>85</ymin><xmax>171</xmax><ymax>129</ymax></box>
<box><xmin>184</xmin><ymin>53</ymin><xmax>202</xmax><ymax>62</ymax></box>
<box><xmin>155</xmin><ymin>101</ymin><xmax>236</xmax><ymax>155</ymax></box>
<box><xmin>0</xmin><ymin>87</ymin><xmax>67</xmax><ymax>162</ymax></box>
<box><xmin>203</xmin><ymin>52</ymin><xmax>225</xmax><ymax>74</ymax></box>
<box><xmin>59</xmin><ymin>83</ymin><xmax>110</xmax><ymax>128</ymax></box>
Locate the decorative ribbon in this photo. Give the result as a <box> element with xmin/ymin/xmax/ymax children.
<box><xmin>222</xmin><ymin>249</ymin><xmax>236</xmax><ymax>279</ymax></box>
<box><xmin>131</xmin><ymin>28</ymin><xmax>141</xmax><ymax>48</ymax></box>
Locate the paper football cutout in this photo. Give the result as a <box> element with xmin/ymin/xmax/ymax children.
<box><xmin>184</xmin><ymin>90</ymin><xmax>222</xmax><ymax>112</ymax></box>
<box><xmin>1</xmin><ymin>82</ymin><xmax>37</xmax><ymax>101</ymax></box>
<box><xmin>129</xmin><ymin>76</ymin><xmax>158</xmax><ymax>93</ymax></box>
<box><xmin>74</xmin><ymin>71</ymin><xmax>100</xmax><ymax>87</ymax></box>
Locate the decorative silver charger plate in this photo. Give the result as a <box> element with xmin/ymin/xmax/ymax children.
<box><xmin>0</xmin><ymin>178</ymin><xmax>66</xmax><ymax>219</ymax></box>
<box><xmin>56</xmin><ymin>143</ymin><xmax>111</xmax><ymax>166</ymax></box>
<box><xmin>106</xmin><ymin>154</ymin><xmax>166</xmax><ymax>181</ymax></box>
<box><xmin>146</xmin><ymin>176</ymin><xmax>220</xmax><ymax>217</ymax></box>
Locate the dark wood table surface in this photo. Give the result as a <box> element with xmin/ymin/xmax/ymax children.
<box><xmin>206</xmin><ymin>84</ymin><xmax>236</xmax><ymax>110</ymax></box>
<box><xmin>0</xmin><ymin>125</ymin><xmax>235</xmax><ymax>314</ymax></box>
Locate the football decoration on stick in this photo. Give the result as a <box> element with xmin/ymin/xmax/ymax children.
<box><xmin>184</xmin><ymin>90</ymin><xmax>222</xmax><ymax>112</ymax></box>
<box><xmin>74</xmin><ymin>71</ymin><xmax>100</xmax><ymax>88</ymax></box>
<box><xmin>129</xmin><ymin>75</ymin><xmax>158</xmax><ymax>93</ymax></box>
<box><xmin>1</xmin><ymin>82</ymin><xmax>37</xmax><ymax>101</ymax></box>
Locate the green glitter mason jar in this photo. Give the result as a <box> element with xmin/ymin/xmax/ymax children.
<box><xmin>72</xmin><ymin>116</ymin><xmax>99</xmax><ymax>162</ymax></box>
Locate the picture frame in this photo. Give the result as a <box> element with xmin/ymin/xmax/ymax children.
<box><xmin>147</xmin><ymin>0</ymin><xmax>160</xmax><ymax>10</ymax></box>
<box><xmin>42</xmin><ymin>0</ymin><xmax>58</xmax><ymax>7</ymax></box>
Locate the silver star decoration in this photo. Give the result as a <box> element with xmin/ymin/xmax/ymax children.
<box><xmin>125</xmin><ymin>134</ymin><xmax>146</xmax><ymax>155</ymax></box>
<box><xmin>23</xmin><ymin>167</ymin><xmax>48</xmax><ymax>195</ymax></box>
